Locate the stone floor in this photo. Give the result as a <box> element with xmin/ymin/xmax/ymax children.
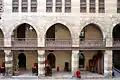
<box><xmin>0</xmin><ymin>70</ymin><xmax>106</xmax><ymax>80</ymax></box>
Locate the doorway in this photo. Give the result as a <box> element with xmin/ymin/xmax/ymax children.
<box><xmin>47</xmin><ymin>53</ymin><xmax>56</xmax><ymax>68</ymax></box>
<box><xmin>18</xmin><ymin>53</ymin><xmax>26</xmax><ymax>68</ymax></box>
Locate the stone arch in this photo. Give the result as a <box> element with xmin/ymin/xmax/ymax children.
<box><xmin>80</xmin><ymin>23</ymin><xmax>104</xmax><ymax>39</ymax></box>
<box><xmin>44</xmin><ymin>21</ymin><xmax>73</xmax><ymax>39</ymax></box>
<box><xmin>11</xmin><ymin>23</ymin><xmax>38</xmax><ymax>38</ymax></box>
<box><xmin>9</xmin><ymin>21</ymin><xmax>39</xmax><ymax>39</ymax></box>
<box><xmin>112</xmin><ymin>23</ymin><xmax>120</xmax><ymax>39</ymax></box>
<box><xmin>80</xmin><ymin>20</ymin><xmax>105</xmax><ymax>39</ymax></box>
<box><xmin>45</xmin><ymin>23</ymin><xmax>72</xmax><ymax>39</ymax></box>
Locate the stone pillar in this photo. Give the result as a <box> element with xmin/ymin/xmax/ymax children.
<box><xmin>53</xmin><ymin>0</ymin><xmax>55</xmax><ymax>12</ymax></box>
<box><xmin>62</xmin><ymin>0</ymin><xmax>65</xmax><ymax>13</ymax></box>
<box><xmin>5</xmin><ymin>50</ymin><xmax>13</xmax><ymax>77</ymax></box>
<box><xmin>19</xmin><ymin>0</ymin><xmax>21</xmax><ymax>12</ymax></box>
<box><xmin>72</xmin><ymin>50</ymin><xmax>79</xmax><ymax>77</ymax></box>
<box><xmin>38</xmin><ymin>50</ymin><xmax>45</xmax><ymax>77</ymax></box>
<box><xmin>4</xmin><ymin>36</ymin><xmax>11</xmax><ymax>47</ymax></box>
<box><xmin>104</xmin><ymin>50</ymin><xmax>112</xmax><ymax>77</ymax></box>
<box><xmin>86</xmin><ymin>0</ymin><xmax>89</xmax><ymax>13</ymax></box>
<box><xmin>96</xmin><ymin>0</ymin><xmax>98</xmax><ymax>13</ymax></box>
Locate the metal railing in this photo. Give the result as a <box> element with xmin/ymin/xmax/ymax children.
<box><xmin>45</xmin><ymin>38</ymin><xmax>72</xmax><ymax>47</ymax></box>
<box><xmin>79</xmin><ymin>39</ymin><xmax>106</xmax><ymax>47</ymax></box>
<box><xmin>113</xmin><ymin>39</ymin><xmax>120</xmax><ymax>47</ymax></box>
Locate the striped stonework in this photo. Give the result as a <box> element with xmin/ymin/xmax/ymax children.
<box><xmin>104</xmin><ymin>50</ymin><xmax>112</xmax><ymax>77</ymax></box>
<box><xmin>5</xmin><ymin>50</ymin><xmax>13</xmax><ymax>76</ymax></box>
<box><xmin>72</xmin><ymin>50</ymin><xmax>79</xmax><ymax>77</ymax></box>
<box><xmin>38</xmin><ymin>50</ymin><xmax>45</xmax><ymax>77</ymax></box>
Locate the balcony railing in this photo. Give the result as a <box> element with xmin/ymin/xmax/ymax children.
<box><xmin>79</xmin><ymin>39</ymin><xmax>106</xmax><ymax>47</ymax></box>
<box><xmin>0</xmin><ymin>38</ymin><xmax>4</xmax><ymax>47</ymax></box>
<box><xmin>45</xmin><ymin>38</ymin><xmax>72</xmax><ymax>47</ymax></box>
<box><xmin>113</xmin><ymin>39</ymin><xmax>120</xmax><ymax>47</ymax></box>
<box><xmin>12</xmin><ymin>38</ymin><xmax>37</xmax><ymax>47</ymax></box>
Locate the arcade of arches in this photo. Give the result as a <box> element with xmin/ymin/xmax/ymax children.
<box><xmin>0</xmin><ymin>22</ymin><xmax>117</xmax><ymax>77</ymax></box>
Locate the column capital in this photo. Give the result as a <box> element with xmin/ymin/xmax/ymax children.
<box><xmin>4</xmin><ymin>50</ymin><xmax>11</xmax><ymax>54</ymax></box>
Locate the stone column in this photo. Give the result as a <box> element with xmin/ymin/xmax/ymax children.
<box><xmin>53</xmin><ymin>0</ymin><xmax>55</xmax><ymax>12</ymax></box>
<box><xmin>86</xmin><ymin>0</ymin><xmax>89</xmax><ymax>13</ymax></box>
<box><xmin>5</xmin><ymin>50</ymin><xmax>13</xmax><ymax>77</ymax></box>
<box><xmin>72</xmin><ymin>50</ymin><xmax>79</xmax><ymax>77</ymax></box>
<box><xmin>104</xmin><ymin>50</ymin><xmax>112</xmax><ymax>77</ymax></box>
<box><xmin>38</xmin><ymin>50</ymin><xmax>45</xmax><ymax>77</ymax></box>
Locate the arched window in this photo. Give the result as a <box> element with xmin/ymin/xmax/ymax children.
<box><xmin>79</xmin><ymin>51</ymin><xmax>85</xmax><ymax>68</ymax></box>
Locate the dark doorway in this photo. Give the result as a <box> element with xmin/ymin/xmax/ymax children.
<box><xmin>18</xmin><ymin>53</ymin><xmax>26</xmax><ymax>68</ymax></box>
<box><xmin>113</xmin><ymin>24</ymin><xmax>120</xmax><ymax>70</ymax></box>
<box><xmin>79</xmin><ymin>51</ymin><xmax>85</xmax><ymax>68</ymax></box>
<box><xmin>47</xmin><ymin>53</ymin><xmax>56</xmax><ymax>68</ymax></box>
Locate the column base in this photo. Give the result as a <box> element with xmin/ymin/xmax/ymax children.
<box><xmin>104</xmin><ymin>70</ymin><xmax>113</xmax><ymax>78</ymax></box>
<box><xmin>38</xmin><ymin>74</ymin><xmax>45</xmax><ymax>78</ymax></box>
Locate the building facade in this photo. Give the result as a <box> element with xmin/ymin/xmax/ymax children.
<box><xmin>0</xmin><ymin>0</ymin><xmax>120</xmax><ymax>78</ymax></box>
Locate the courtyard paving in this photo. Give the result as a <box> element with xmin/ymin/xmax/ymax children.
<box><xmin>0</xmin><ymin>71</ymin><xmax>119</xmax><ymax>80</ymax></box>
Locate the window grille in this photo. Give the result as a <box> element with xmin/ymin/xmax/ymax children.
<box><xmin>89</xmin><ymin>0</ymin><xmax>95</xmax><ymax>13</ymax></box>
<box><xmin>65</xmin><ymin>0</ymin><xmax>71</xmax><ymax>12</ymax></box>
<box><xmin>80</xmin><ymin>0</ymin><xmax>86</xmax><ymax>13</ymax></box>
<box><xmin>99</xmin><ymin>0</ymin><xmax>105</xmax><ymax>13</ymax></box>
<box><xmin>31</xmin><ymin>0</ymin><xmax>37</xmax><ymax>12</ymax></box>
<box><xmin>12</xmin><ymin>0</ymin><xmax>19</xmax><ymax>12</ymax></box>
<box><xmin>46</xmin><ymin>0</ymin><xmax>53</xmax><ymax>12</ymax></box>
<box><xmin>22</xmin><ymin>0</ymin><xmax>28</xmax><ymax>12</ymax></box>
<box><xmin>56</xmin><ymin>0</ymin><xmax>62</xmax><ymax>12</ymax></box>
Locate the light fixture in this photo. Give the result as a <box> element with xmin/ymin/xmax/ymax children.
<box><xmin>29</xmin><ymin>26</ymin><xmax>33</xmax><ymax>30</ymax></box>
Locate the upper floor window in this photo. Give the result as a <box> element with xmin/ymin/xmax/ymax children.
<box><xmin>0</xmin><ymin>0</ymin><xmax>3</xmax><ymax>12</ymax></box>
<box><xmin>89</xmin><ymin>0</ymin><xmax>95</xmax><ymax>13</ymax></box>
<box><xmin>99</xmin><ymin>0</ymin><xmax>105</xmax><ymax>13</ymax></box>
<box><xmin>117</xmin><ymin>0</ymin><xmax>120</xmax><ymax>13</ymax></box>
<box><xmin>31</xmin><ymin>0</ymin><xmax>37</xmax><ymax>12</ymax></box>
<box><xmin>22</xmin><ymin>0</ymin><xmax>28</xmax><ymax>12</ymax></box>
<box><xmin>65</xmin><ymin>0</ymin><xmax>71</xmax><ymax>12</ymax></box>
<box><xmin>56</xmin><ymin>0</ymin><xmax>62</xmax><ymax>12</ymax></box>
<box><xmin>46</xmin><ymin>0</ymin><xmax>53</xmax><ymax>12</ymax></box>
<box><xmin>12</xmin><ymin>0</ymin><xmax>19</xmax><ymax>12</ymax></box>
<box><xmin>80</xmin><ymin>0</ymin><xmax>86</xmax><ymax>13</ymax></box>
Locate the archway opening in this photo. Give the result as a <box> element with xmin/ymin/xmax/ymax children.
<box><xmin>79</xmin><ymin>51</ymin><xmax>85</xmax><ymax>68</ymax></box>
<box><xmin>47</xmin><ymin>53</ymin><xmax>56</xmax><ymax>68</ymax></box>
<box><xmin>11</xmin><ymin>23</ymin><xmax>38</xmax><ymax>76</ymax></box>
<box><xmin>113</xmin><ymin>24</ymin><xmax>120</xmax><ymax>70</ymax></box>
<box><xmin>18</xmin><ymin>53</ymin><xmax>26</xmax><ymax>68</ymax></box>
<box><xmin>79</xmin><ymin>23</ymin><xmax>104</xmax><ymax>75</ymax></box>
<box><xmin>45</xmin><ymin>23</ymin><xmax>72</xmax><ymax>76</ymax></box>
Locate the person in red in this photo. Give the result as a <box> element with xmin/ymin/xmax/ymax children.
<box><xmin>76</xmin><ymin>69</ymin><xmax>81</xmax><ymax>78</ymax></box>
<box><xmin>33</xmin><ymin>63</ymin><xmax>38</xmax><ymax>68</ymax></box>
<box><xmin>1</xmin><ymin>62</ymin><xmax>5</xmax><ymax>68</ymax></box>
<box><xmin>32</xmin><ymin>62</ymin><xmax>38</xmax><ymax>75</ymax></box>
<box><xmin>45</xmin><ymin>60</ymin><xmax>50</xmax><ymax>67</ymax></box>
<box><xmin>0</xmin><ymin>62</ymin><xmax>5</xmax><ymax>75</ymax></box>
